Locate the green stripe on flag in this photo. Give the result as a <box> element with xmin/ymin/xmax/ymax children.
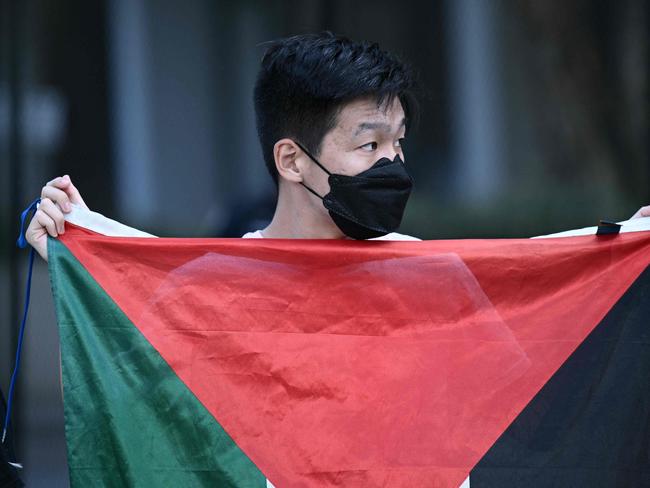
<box><xmin>48</xmin><ymin>236</ymin><xmax>267</xmax><ymax>488</ymax></box>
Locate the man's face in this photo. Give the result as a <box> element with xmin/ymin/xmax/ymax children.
<box><xmin>300</xmin><ymin>96</ymin><xmax>406</xmax><ymax>198</ymax></box>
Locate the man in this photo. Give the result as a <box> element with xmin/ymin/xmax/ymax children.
<box><xmin>25</xmin><ymin>31</ymin><xmax>649</xmax><ymax>257</ymax></box>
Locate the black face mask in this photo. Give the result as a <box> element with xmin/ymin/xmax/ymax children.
<box><xmin>295</xmin><ymin>141</ymin><xmax>413</xmax><ymax>240</ymax></box>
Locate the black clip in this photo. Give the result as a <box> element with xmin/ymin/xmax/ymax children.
<box><xmin>596</xmin><ymin>220</ymin><xmax>621</xmax><ymax>236</ymax></box>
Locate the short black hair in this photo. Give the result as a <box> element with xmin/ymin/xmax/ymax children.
<box><xmin>253</xmin><ymin>31</ymin><xmax>419</xmax><ymax>185</ymax></box>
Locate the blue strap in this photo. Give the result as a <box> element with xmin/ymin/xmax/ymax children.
<box><xmin>2</xmin><ymin>197</ymin><xmax>41</xmax><ymax>448</ymax></box>
<box><xmin>16</xmin><ymin>197</ymin><xmax>41</xmax><ymax>248</ymax></box>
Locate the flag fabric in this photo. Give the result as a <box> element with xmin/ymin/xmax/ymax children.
<box><xmin>48</xmin><ymin>215</ymin><xmax>650</xmax><ymax>487</ymax></box>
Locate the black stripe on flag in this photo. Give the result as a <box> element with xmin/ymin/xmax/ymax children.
<box><xmin>470</xmin><ymin>266</ymin><xmax>650</xmax><ymax>487</ymax></box>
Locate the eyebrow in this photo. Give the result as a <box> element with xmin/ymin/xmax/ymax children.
<box><xmin>353</xmin><ymin>117</ymin><xmax>406</xmax><ymax>137</ymax></box>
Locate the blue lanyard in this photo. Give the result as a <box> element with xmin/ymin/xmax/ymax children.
<box><xmin>2</xmin><ymin>197</ymin><xmax>41</xmax><ymax>447</ymax></box>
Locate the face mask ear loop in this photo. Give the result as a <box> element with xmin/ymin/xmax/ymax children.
<box><xmin>300</xmin><ymin>182</ymin><xmax>325</xmax><ymax>200</ymax></box>
<box><xmin>293</xmin><ymin>141</ymin><xmax>331</xmax><ymax>176</ymax></box>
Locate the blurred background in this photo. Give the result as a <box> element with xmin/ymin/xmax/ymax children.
<box><xmin>0</xmin><ymin>0</ymin><xmax>648</xmax><ymax>485</ymax></box>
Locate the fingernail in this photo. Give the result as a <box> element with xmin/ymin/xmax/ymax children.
<box><xmin>63</xmin><ymin>202</ymin><xmax>71</xmax><ymax>212</ymax></box>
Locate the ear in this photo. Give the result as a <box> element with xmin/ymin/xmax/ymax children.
<box><xmin>273</xmin><ymin>138</ymin><xmax>304</xmax><ymax>183</ymax></box>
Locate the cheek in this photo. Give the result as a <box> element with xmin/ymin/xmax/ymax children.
<box><xmin>327</xmin><ymin>148</ymin><xmax>375</xmax><ymax>175</ymax></box>
<box><xmin>339</xmin><ymin>156</ymin><xmax>375</xmax><ymax>176</ymax></box>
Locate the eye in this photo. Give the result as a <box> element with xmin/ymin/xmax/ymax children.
<box><xmin>360</xmin><ymin>141</ymin><xmax>378</xmax><ymax>151</ymax></box>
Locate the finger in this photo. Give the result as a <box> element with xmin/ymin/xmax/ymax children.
<box><xmin>46</xmin><ymin>175</ymin><xmax>71</xmax><ymax>188</ymax></box>
<box><xmin>38</xmin><ymin>198</ymin><xmax>66</xmax><ymax>233</ymax></box>
<box><xmin>34</xmin><ymin>208</ymin><xmax>58</xmax><ymax>237</ymax></box>
<box><xmin>41</xmin><ymin>186</ymin><xmax>71</xmax><ymax>212</ymax></box>
<box><xmin>46</xmin><ymin>175</ymin><xmax>88</xmax><ymax>209</ymax></box>
<box><xmin>630</xmin><ymin>205</ymin><xmax>650</xmax><ymax>220</ymax></box>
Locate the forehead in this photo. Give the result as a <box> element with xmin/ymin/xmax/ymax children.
<box><xmin>333</xmin><ymin>96</ymin><xmax>405</xmax><ymax>134</ymax></box>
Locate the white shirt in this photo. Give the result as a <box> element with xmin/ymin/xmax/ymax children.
<box><xmin>241</xmin><ymin>230</ymin><xmax>421</xmax><ymax>241</ymax></box>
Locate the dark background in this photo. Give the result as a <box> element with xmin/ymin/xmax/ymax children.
<box><xmin>1</xmin><ymin>0</ymin><xmax>647</xmax><ymax>485</ymax></box>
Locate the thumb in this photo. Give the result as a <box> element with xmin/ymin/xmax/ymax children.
<box><xmin>61</xmin><ymin>175</ymin><xmax>89</xmax><ymax>210</ymax></box>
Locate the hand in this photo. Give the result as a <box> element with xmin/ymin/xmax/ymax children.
<box><xmin>630</xmin><ymin>205</ymin><xmax>650</xmax><ymax>220</ymax></box>
<box><xmin>25</xmin><ymin>175</ymin><xmax>89</xmax><ymax>262</ymax></box>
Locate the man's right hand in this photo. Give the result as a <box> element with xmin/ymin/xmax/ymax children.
<box><xmin>25</xmin><ymin>175</ymin><xmax>89</xmax><ymax>262</ymax></box>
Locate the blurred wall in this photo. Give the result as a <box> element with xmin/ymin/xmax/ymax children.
<box><xmin>1</xmin><ymin>0</ymin><xmax>648</xmax><ymax>486</ymax></box>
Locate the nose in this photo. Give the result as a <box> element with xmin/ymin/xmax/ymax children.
<box><xmin>379</xmin><ymin>148</ymin><xmax>400</xmax><ymax>161</ymax></box>
<box><xmin>386</xmin><ymin>149</ymin><xmax>403</xmax><ymax>162</ymax></box>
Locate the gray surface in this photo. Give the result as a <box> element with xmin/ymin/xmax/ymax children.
<box><xmin>13</xmin><ymin>259</ymin><xmax>70</xmax><ymax>487</ymax></box>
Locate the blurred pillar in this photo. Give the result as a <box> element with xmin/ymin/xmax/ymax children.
<box><xmin>446</xmin><ymin>0</ymin><xmax>506</xmax><ymax>204</ymax></box>
<box><xmin>107</xmin><ymin>0</ymin><xmax>156</xmax><ymax>227</ymax></box>
<box><xmin>107</xmin><ymin>0</ymin><xmax>222</xmax><ymax>235</ymax></box>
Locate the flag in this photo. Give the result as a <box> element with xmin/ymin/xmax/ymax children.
<box><xmin>48</xmin><ymin>219</ymin><xmax>650</xmax><ymax>487</ymax></box>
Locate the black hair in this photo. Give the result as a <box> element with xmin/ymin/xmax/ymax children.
<box><xmin>253</xmin><ymin>31</ymin><xmax>419</xmax><ymax>185</ymax></box>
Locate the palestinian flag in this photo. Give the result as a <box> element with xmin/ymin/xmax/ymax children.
<box><xmin>48</xmin><ymin>210</ymin><xmax>650</xmax><ymax>487</ymax></box>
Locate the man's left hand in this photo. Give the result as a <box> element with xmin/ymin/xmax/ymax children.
<box><xmin>630</xmin><ymin>205</ymin><xmax>650</xmax><ymax>220</ymax></box>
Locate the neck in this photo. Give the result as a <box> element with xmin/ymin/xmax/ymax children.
<box><xmin>261</xmin><ymin>182</ymin><xmax>346</xmax><ymax>239</ymax></box>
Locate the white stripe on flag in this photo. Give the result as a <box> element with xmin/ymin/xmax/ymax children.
<box><xmin>64</xmin><ymin>203</ymin><xmax>157</xmax><ymax>238</ymax></box>
<box><xmin>533</xmin><ymin>216</ymin><xmax>650</xmax><ymax>238</ymax></box>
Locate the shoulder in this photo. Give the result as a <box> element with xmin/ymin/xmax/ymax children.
<box><xmin>241</xmin><ymin>230</ymin><xmax>421</xmax><ymax>241</ymax></box>
<box><xmin>241</xmin><ymin>230</ymin><xmax>264</xmax><ymax>239</ymax></box>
